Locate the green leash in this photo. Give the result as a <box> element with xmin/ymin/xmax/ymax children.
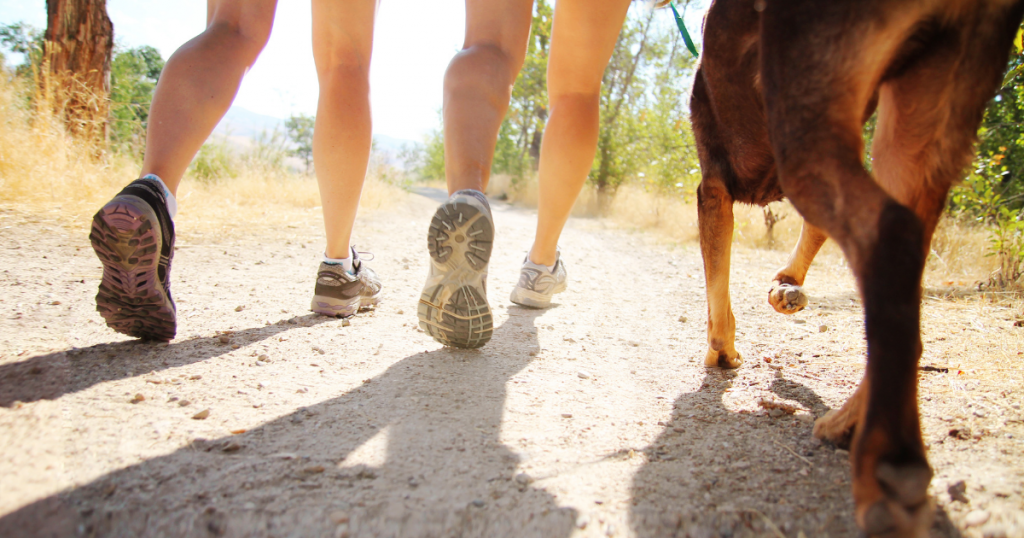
<box><xmin>669</xmin><ymin>1</ymin><xmax>699</xmax><ymax>58</ymax></box>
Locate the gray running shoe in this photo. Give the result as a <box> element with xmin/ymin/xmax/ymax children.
<box><xmin>509</xmin><ymin>254</ymin><xmax>567</xmax><ymax>308</ymax></box>
<box><xmin>90</xmin><ymin>177</ymin><xmax>176</xmax><ymax>340</ymax></box>
<box><xmin>311</xmin><ymin>249</ymin><xmax>382</xmax><ymax>318</ymax></box>
<box><xmin>418</xmin><ymin>190</ymin><xmax>494</xmax><ymax>348</ymax></box>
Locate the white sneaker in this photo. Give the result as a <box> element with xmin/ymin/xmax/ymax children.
<box><xmin>509</xmin><ymin>253</ymin><xmax>567</xmax><ymax>308</ymax></box>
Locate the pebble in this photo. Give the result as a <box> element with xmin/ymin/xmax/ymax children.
<box><xmin>179</xmin><ymin>400</ymin><xmax>191</xmax><ymax>407</ymax></box>
<box><xmin>130</xmin><ymin>393</ymin><xmax>145</xmax><ymax>404</ymax></box>
<box><xmin>515</xmin><ymin>473</ymin><xmax>534</xmax><ymax>486</ymax></box>
<box><xmin>628</xmin><ymin>341</ymin><xmax>640</xmax><ymax>347</ymax></box>
<box><xmin>561</xmin><ymin>413</ymin><xmax>573</xmax><ymax>418</ymax></box>
<box><xmin>408</xmin><ymin>476</ymin><xmax>420</xmax><ymax>488</ymax></box>
<box><xmin>948</xmin><ymin>480</ymin><xmax>969</xmax><ymax>503</ymax></box>
<box><xmin>577</xmin><ymin>370</ymin><xmax>591</xmax><ymax>380</ymax></box>
<box><xmin>678</xmin><ymin>316</ymin><xmax>687</xmax><ymax>323</ymax></box>
<box><xmin>258</xmin><ymin>355</ymin><xmax>270</xmax><ymax>362</ymax></box>
<box><xmin>192</xmin><ymin>409</ymin><xmax>211</xmax><ymax>420</ymax></box>
<box><xmin>774</xmin><ymin>368</ymin><xmax>785</xmax><ymax>379</ymax></box>
<box><xmin>797</xmin><ymin>414</ymin><xmax>815</xmax><ymax>424</ymax></box>
<box><xmin>303</xmin><ymin>465</ymin><xmax>326</xmax><ymax>474</ymax></box>
<box><xmin>769</xmin><ymin>409</ymin><xmax>784</xmax><ymax>418</ymax></box>
<box><xmin>190</xmin><ymin>375</ymin><xmax>202</xmax><ymax>380</ymax></box>
<box><xmin>397</xmin><ymin>309</ymin><xmax>404</xmax><ymax>315</ymax></box>
<box><xmin>965</xmin><ymin>510</ymin><xmax>990</xmax><ymax>527</ymax></box>
<box><xmin>218</xmin><ymin>336</ymin><xmax>231</xmax><ymax>344</ymax></box>
<box><xmin>221</xmin><ymin>442</ymin><xmax>242</xmax><ymax>453</ymax></box>
<box><xmin>342</xmin><ymin>319</ymin><xmax>351</xmax><ymax>327</ymax></box>
<box><xmin>235</xmin><ymin>305</ymin><xmax>244</xmax><ymax>312</ymax></box>
<box><xmin>818</xmin><ymin>324</ymin><xmax>828</xmax><ymax>332</ymax></box>
<box><xmin>470</xmin><ymin>499</ymin><xmax>486</xmax><ymax>508</ymax></box>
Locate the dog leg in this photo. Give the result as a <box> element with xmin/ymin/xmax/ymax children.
<box><xmin>769</xmin><ymin>221</ymin><xmax>827</xmax><ymax>314</ymax></box>
<box><xmin>760</xmin><ymin>4</ymin><xmax>936</xmax><ymax>535</ymax></box>
<box><xmin>697</xmin><ymin>178</ymin><xmax>742</xmax><ymax>369</ymax></box>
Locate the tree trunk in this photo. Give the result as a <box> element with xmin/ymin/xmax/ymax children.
<box><xmin>42</xmin><ymin>0</ymin><xmax>113</xmax><ymax>143</ymax></box>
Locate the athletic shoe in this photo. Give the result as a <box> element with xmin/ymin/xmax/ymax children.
<box><xmin>89</xmin><ymin>177</ymin><xmax>176</xmax><ymax>340</ymax></box>
<box><xmin>418</xmin><ymin>190</ymin><xmax>494</xmax><ymax>348</ymax></box>
<box><xmin>509</xmin><ymin>252</ymin><xmax>568</xmax><ymax>308</ymax></box>
<box><xmin>311</xmin><ymin>249</ymin><xmax>382</xmax><ymax>318</ymax></box>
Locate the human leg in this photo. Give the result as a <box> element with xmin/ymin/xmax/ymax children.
<box><xmin>526</xmin><ymin>0</ymin><xmax>630</xmax><ymax>268</ymax></box>
<box><xmin>442</xmin><ymin>0</ymin><xmax>534</xmax><ymax>193</ymax></box>
<box><xmin>418</xmin><ymin>0</ymin><xmax>532</xmax><ymax>347</ymax></box>
<box><xmin>91</xmin><ymin>0</ymin><xmax>276</xmax><ymax>340</ymax></box>
<box><xmin>508</xmin><ymin>0</ymin><xmax>629</xmax><ymax>309</ymax></box>
<box><xmin>311</xmin><ymin>0</ymin><xmax>377</xmax><ymax>260</ymax></box>
<box><xmin>141</xmin><ymin>0</ymin><xmax>277</xmax><ymax>194</ymax></box>
<box><xmin>309</xmin><ymin>0</ymin><xmax>381</xmax><ymax>317</ymax></box>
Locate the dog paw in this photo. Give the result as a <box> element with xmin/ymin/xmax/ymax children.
<box><xmin>705</xmin><ymin>348</ymin><xmax>743</xmax><ymax>369</ymax></box>
<box><xmin>813</xmin><ymin>410</ymin><xmax>854</xmax><ymax>448</ymax></box>
<box><xmin>857</xmin><ymin>462</ymin><xmax>934</xmax><ymax>537</ymax></box>
<box><xmin>769</xmin><ymin>282</ymin><xmax>809</xmax><ymax>314</ymax></box>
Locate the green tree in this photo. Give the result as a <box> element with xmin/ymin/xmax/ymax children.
<box><xmin>947</xmin><ymin>24</ymin><xmax>1024</xmax><ymax>287</ymax></box>
<box><xmin>0</xmin><ymin>22</ymin><xmax>44</xmax><ymax>77</ymax></box>
<box><xmin>108</xmin><ymin>45</ymin><xmax>164</xmax><ymax>156</ymax></box>
<box><xmin>284</xmin><ymin>113</ymin><xmax>315</xmax><ymax>173</ymax></box>
<box><xmin>589</xmin><ymin>6</ymin><xmax>699</xmax><ymax>206</ymax></box>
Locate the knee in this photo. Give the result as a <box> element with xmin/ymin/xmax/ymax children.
<box><xmin>205</xmin><ymin>20</ymin><xmax>272</xmax><ymax>68</ymax></box>
<box><xmin>444</xmin><ymin>43</ymin><xmax>521</xmax><ymax>98</ymax></box>
<box><xmin>314</xmin><ymin>53</ymin><xmax>371</xmax><ymax>96</ymax></box>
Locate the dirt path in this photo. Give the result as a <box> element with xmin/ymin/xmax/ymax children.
<box><xmin>1</xmin><ymin>190</ymin><xmax>1022</xmax><ymax>538</ymax></box>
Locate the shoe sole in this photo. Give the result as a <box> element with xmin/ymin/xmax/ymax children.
<box><xmin>509</xmin><ymin>282</ymin><xmax>567</xmax><ymax>309</ymax></box>
<box><xmin>89</xmin><ymin>195</ymin><xmax>176</xmax><ymax>340</ymax></box>
<box><xmin>418</xmin><ymin>196</ymin><xmax>494</xmax><ymax>348</ymax></box>
<box><xmin>311</xmin><ymin>294</ymin><xmax>380</xmax><ymax>318</ymax></box>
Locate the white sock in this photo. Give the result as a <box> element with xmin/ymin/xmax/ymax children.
<box><xmin>323</xmin><ymin>252</ymin><xmax>354</xmax><ymax>273</ymax></box>
<box><xmin>141</xmin><ymin>174</ymin><xmax>178</xmax><ymax>218</ymax></box>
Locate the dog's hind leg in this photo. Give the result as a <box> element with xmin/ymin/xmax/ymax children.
<box><xmin>768</xmin><ymin>221</ymin><xmax>827</xmax><ymax>314</ymax></box>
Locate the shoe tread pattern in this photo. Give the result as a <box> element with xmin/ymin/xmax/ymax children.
<box><xmin>419</xmin><ymin>199</ymin><xmax>494</xmax><ymax>348</ymax></box>
<box><xmin>90</xmin><ymin>199</ymin><xmax>176</xmax><ymax>340</ymax></box>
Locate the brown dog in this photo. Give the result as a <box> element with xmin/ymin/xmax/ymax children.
<box><xmin>691</xmin><ymin>0</ymin><xmax>1024</xmax><ymax>535</ymax></box>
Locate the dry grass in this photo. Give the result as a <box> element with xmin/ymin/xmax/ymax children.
<box><xmin>0</xmin><ymin>73</ymin><xmax>405</xmax><ymax>234</ymax></box>
<box><xmin>491</xmin><ymin>172</ymin><xmax>1003</xmax><ymax>288</ymax></box>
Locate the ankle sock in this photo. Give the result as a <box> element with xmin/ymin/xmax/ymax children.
<box><xmin>323</xmin><ymin>252</ymin><xmax>354</xmax><ymax>273</ymax></box>
<box><xmin>140</xmin><ymin>174</ymin><xmax>178</xmax><ymax>218</ymax></box>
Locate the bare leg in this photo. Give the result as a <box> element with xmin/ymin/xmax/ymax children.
<box><xmin>442</xmin><ymin>0</ymin><xmax>534</xmax><ymax>194</ymax></box>
<box><xmin>768</xmin><ymin>221</ymin><xmax>828</xmax><ymax>314</ymax></box>
<box><xmin>311</xmin><ymin>0</ymin><xmax>378</xmax><ymax>258</ymax></box>
<box><xmin>140</xmin><ymin>0</ymin><xmax>278</xmax><ymax>194</ymax></box>
<box><xmin>528</xmin><ymin>0</ymin><xmax>631</xmax><ymax>267</ymax></box>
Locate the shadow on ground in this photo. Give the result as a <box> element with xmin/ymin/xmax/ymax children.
<box><xmin>0</xmin><ymin>315</ymin><xmax>335</xmax><ymax>407</ymax></box>
<box><xmin>0</xmin><ymin>308</ymin><xmax>578</xmax><ymax>538</ymax></box>
<box><xmin>628</xmin><ymin>369</ymin><xmax>962</xmax><ymax>538</ymax></box>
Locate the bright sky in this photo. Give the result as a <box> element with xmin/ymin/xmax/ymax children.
<box><xmin>0</xmin><ymin>0</ymin><xmax>465</xmax><ymax>142</ymax></box>
<box><xmin>0</xmin><ymin>1</ymin><xmax>707</xmax><ymax>142</ymax></box>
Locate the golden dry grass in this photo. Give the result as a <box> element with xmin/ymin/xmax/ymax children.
<box><xmin>492</xmin><ymin>173</ymin><xmax>1003</xmax><ymax>288</ymax></box>
<box><xmin>0</xmin><ymin>74</ymin><xmax>406</xmax><ymax>234</ymax></box>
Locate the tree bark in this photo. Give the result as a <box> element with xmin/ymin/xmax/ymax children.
<box><xmin>42</xmin><ymin>0</ymin><xmax>113</xmax><ymax>143</ymax></box>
